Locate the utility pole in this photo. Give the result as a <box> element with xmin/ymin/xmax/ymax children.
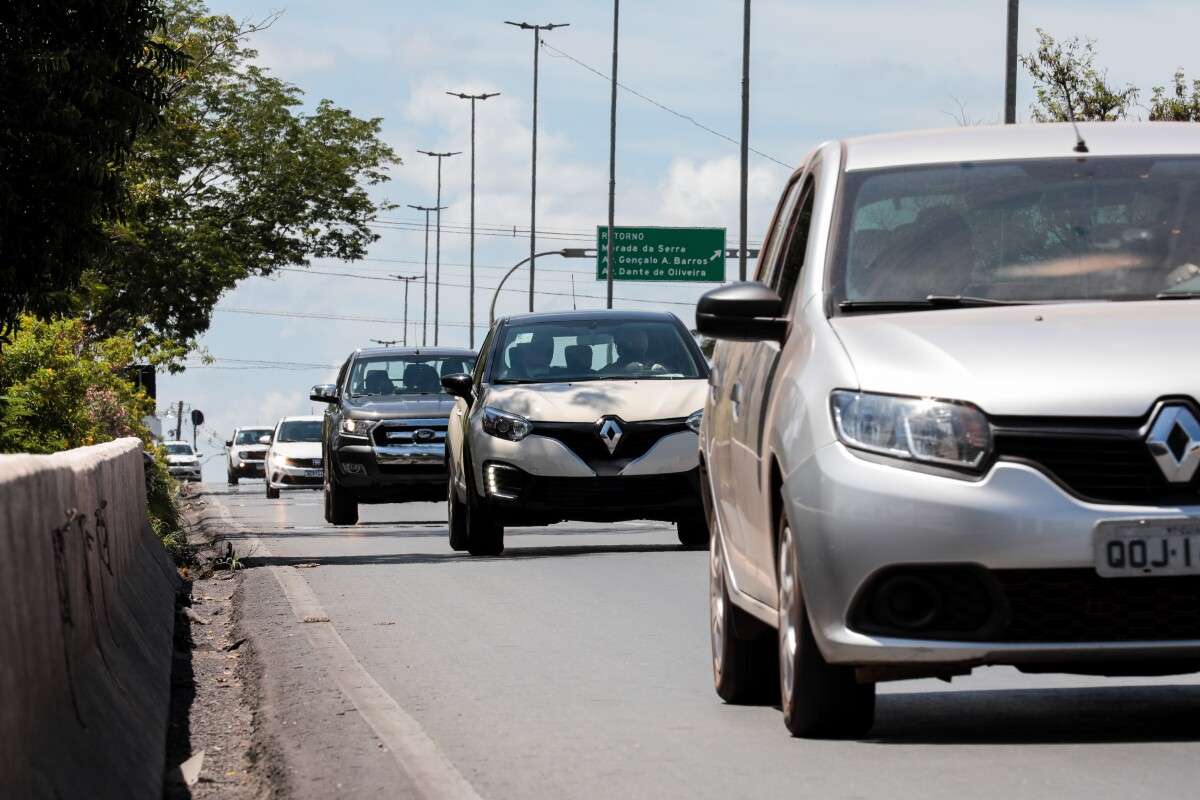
<box><xmin>1004</xmin><ymin>0</ymin><xmax>1019</xmax><ymax>124</ymax></box>
<box><xmin>174</xmin><ymin>400</ymin><xmax>184</xmax><ymax>441</ymax></box>
<box><xmin>505</xmin><ymin>20</ymin><xmax>569</xmax><ymax>312</ymax></box>
<box><xmin>738</xmin><ymin>0</ymin><xmax>751</xmax><ymax>282</ymax></box>
<box><xmin>447</xmin><ymin>91</ymin><xmax>499</xmax><ymax>348</ymax></box>
<box><xmin>417</xmin><ymin>150</ymin><xmax>460</xmax><ymax>346</ymax></box>
<box><xmin>370</xmin><ymin>338</ymin><xmax>400</xmax><ymax>348</ymax></box>
<box><xmin>605</xmin><ymin>0</ymin><xmax>619</xmax><ymax>309</ymax></box>
<box><xmin>407</xmin><ymin>203</ymin><xmax>446</xmax><ymax>346</ymax></box>
<box><xmin>391</xmin><ymin>275</ymin><xmax>419</xmax><ymax>346</ymax></box>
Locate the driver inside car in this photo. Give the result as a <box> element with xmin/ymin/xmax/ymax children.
<box><xmin>602</xmin><ymin>328</ymin><xmax>650</xmax><ymax>374</ymax></box>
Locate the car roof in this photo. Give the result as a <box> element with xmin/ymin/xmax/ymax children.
<box><xmin>352</xmin><ymin>346</ymin><xmax>476</xmax><ymax>358</ymax></box>
<box><xmin>841</xmin><ymin>121</ymin><xmax>1200</xmax><ymax>173</ymax></box>
<box><xmin>162</xmin><ymin>440</ymin><xmax>191</xmax><ymax>446</ymax></box>
<box><xmin>276</xmin><ymin>415</ymin><xmax>322</xmax><ymax>424</ymax></box>
<box><xmin>235</xmin><ymin>425</ymin><xmax>273</xmax><ymax>430</ymax></box>
<box><xmin>499</xmin><ymin>309</ymin><xmax>682</xmax><ymax>326</ymax></box>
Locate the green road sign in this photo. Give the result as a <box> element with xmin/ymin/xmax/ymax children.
<box><xmin>597</xmin><ymin>226</ymin><xmax>726</xmax><ymax>282</ymax></box>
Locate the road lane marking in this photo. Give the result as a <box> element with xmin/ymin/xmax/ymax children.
<box><xmin>207</xmin><ymin>495</ymin><xmax>484</xmax><ymax>800</ymax></box>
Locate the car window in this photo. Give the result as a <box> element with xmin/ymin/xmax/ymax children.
<box><xmin>235</xmin><ymin>429</ymin><xmax>272</xmax><ymax>445</ymax></box>
<box><xmin>348</xmin><ymin>355</ymin><xmax>476</xmax><ymax>397</ymax></box>
<box><xmin>276</xmin><ymin>421</ymin><xmax>322</xmax><ymax>442</ymax></box>
<box><xmin>833</xmin><ymin>156</ymin><xmax>1200</xmax><ymax>305</ymax></box>
<box><xmin>774</xmin><ymin>179</ymin><xmax>816</xmax><ymax>311</ymax></box>
<box><xmin>492</xmin><ymin>318</ymin><xmax>706</xmax><ymax>384</ymax></box>
<box><xmin>164</xmin><ymin>444</ymin><xmax>194</xmax><ymax>455</ymax></box>
<box><xmin>474</xmin><ymin>328</ymin><xmax>496</xmax><ymax>385</ymax></box>
<box><xmin>756</xmin><ymin>175</ymin><xmax>803</xmax><ymax>285</ymax></box>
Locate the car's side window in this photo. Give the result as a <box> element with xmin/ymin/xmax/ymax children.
<box><xmin>335</xmin><ymin>357</ymin><xmax>351</xmax><ymax>395</ymax></box>
<box><xmin>474</xmin><ymin>327</ymin><xmax>496</xmax><ymax>385</ymax></box>
<box><xmin>772</xmin><ymin>178</ymin><xmax>816</xmax><ymax>312</ymax></box>
<box><xmin>755</xmin><ymin>176</ymin><xmax>803</xmax><ymax>287</ymax></box>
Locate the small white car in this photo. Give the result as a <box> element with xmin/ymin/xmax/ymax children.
<box><xmin>163</xmin><ymin>441</ymin><xmax>202</xmax><ymax>482</ymax></box>
<box><xmin>443</xmin><ymin>310</ymin><xmax>710</xmax><ymax>556</ymax></box>
<box><xmin>265</xmin><ymin>416</ymin><xmax>323</xmax><ymax>499</ymax></box>
<box><xmin>225</xmin><ymin>425</ymin><xmax>274</xmax><ymax>484</ymax></box>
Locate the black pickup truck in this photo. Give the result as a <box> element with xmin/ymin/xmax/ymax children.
<box><xmin>310</xmin><ymin>346</ymin><xmax>475</xmax><ymax>525</ymax></box>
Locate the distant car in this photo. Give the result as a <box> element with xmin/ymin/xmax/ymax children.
<box><xmin>163</xmin><ymin>441</ymin><xmax>202</xmax><ymax>482</ymax></box>
<box><xmin>225</xmin><ymin>425</ymin><xmax>274</xmax><ymax>484</ymax></box>
<box><xmin>311</xmin><ymin>346</ymin><xmax>476</xmax><ymax>524</ymax></box>
<box><xmin>265</xmin><ymin>416</ymin><xmax>323</xmax><ymax>500</ymax></box>
<box><xmin>443</xmin><ymin>310</ymin><xmax>710</xmax><ymax>556</ymax></box>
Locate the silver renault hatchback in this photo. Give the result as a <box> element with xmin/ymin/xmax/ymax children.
<box><xmin>697</xmin><ymin>122</ymin><xmax>1200</xmax><ymax>738</ymax></box>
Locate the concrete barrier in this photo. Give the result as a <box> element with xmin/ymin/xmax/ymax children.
<box><xmin>0</xmin><ymin>438</ymin><xmax>178</xmax><ymax>799</ymax></box>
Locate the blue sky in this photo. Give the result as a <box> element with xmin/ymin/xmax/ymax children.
<box><xmin>158</xmin><ymin>0</ymin><xmax>1198</xmax><ymax>476</ymax></box>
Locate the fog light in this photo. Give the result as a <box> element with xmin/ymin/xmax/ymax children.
<box><xmin>238</xmin><ymin>461</ymin><xmax>246</xmax><ymax>468</ymax></box>
<box><xmin>876</xmin><ymin>576</ymin><xmax>941</xmax><ymax>630</ymax></box>
<box><xmin>484</xmin><ymin>463</ymin><xmax>520</xmax><ymax>500</ymax></box>
<box><xmin>344</xmin><ymin>463</ymin><xmax>365</xmax><ymax>475</ymax></box>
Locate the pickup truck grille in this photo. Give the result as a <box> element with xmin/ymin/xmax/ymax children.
<box><xmin>372</xmin><ymin>419</ymin><xmax>448</xmax><ymax>447</ymax></box>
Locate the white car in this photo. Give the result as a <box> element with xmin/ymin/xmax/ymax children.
<box><xmin>225</xmin><ymin>425</ymin><xmax>274</xmax><ymax>484</ymax></box>
<box><xmin>443</xmin><ymin>310</ymin><xmax>710</xmax><ymax>556</ymax></box>
<box><xmin>163</xmin><ymin>441</ymin><xmax>202</xmax><ymax>482</ymax></box>
<box><xmin>265</xmin><ymin>416</ymin><xmax>323</xmax><ymax>499</ymax></box>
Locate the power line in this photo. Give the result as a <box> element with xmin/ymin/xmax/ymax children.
<box><xmin>539</xmin><ymin>40</ymin><xmax>795</xmax><ymax>171</ymax></box>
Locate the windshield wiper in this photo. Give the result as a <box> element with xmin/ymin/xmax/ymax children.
<box><xmin>839</xmin><ymin>295</ymin><xmax>1032</xmax><ymax>312</ymax></box>
<box><xmin>1157</xmin><ymin>291</ymin><xmax>1200</xmax><ymax>300</ymax></box>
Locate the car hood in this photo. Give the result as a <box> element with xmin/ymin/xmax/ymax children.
<box><xmin>165</xmin><ymin>454</ymin><xmax>197</xmax><ymax>464</ymax></box>
<box><xmin>345</xmin><ymin>395</ymin><xmax>455</xmax><ymax>419</ymax></box>
<box><xmin>270</xmin><ymin>442</ymin><xmax>322</xmax><ymax>459</ymax></box>
<box><xmin>234</xmin><ymin>444</ymin><xmax>268</xmax><ymax>454</ymax></box>
<box><xmin>484</xmin><ymin>379</ymin><xmax>708</xmax><ymax>423</ymax></box>
<box><xmin>830</xmin><ymin>300</ymin><xmax>1200</xmax><ymax>417</ymax></box>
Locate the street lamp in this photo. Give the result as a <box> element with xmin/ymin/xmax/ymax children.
<box><xmin>738</xmin><ymin>0</ymin><xmax>751</xmax><ymax>282</ymax></box>
<box><xmin>417</xmin><ymin>150</ymin><xmax>461</xmax><ymax>346</ymax></box>
<box><xmin>605</xmin><ymin>1</ymin><xmax>619</xmax><ymax>310</ymax></box>
<box><xmin>406</xmin><ymin>203</ymin><xmax>447</xmax><ymax>346</ymax></box>
<box><xmin>1004</xmin><ymin>0</ymin><xmax>1019</xmax><ymax>124</ymax></box>
<box><xmin>505</xmin><ymin>20</ymin><xmax>569</xmax><ymax>313</ymax></box>
<box><xmin>446</xmin><ymin>90</ymin><xmax>500</xmax><ymax>348</ymax></box>
<box><xmin>391</xmin><ymin>275</ymin><xmax>419</xmax><ymax>346</ymax></box>
<box><xmin>490</xmin><ymin>248</ymin><xmax>592</xmax><ymax>325</ymax></box>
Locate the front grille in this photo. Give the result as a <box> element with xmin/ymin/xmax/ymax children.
<box><xmin>286</xmin><ymin>457</ymin><xmax>322</xmax><ymax>468</ymax></box>
<box><xmin>992</xmin><ymin>415</ymin><xmax>1200</xmax><ymax>506</ymax></box>
<box><xmin>279</xmin><ymin>474</ymin><xmax>321</xmax><ymax>486</ymax></box>
<box><xmin>378</xmin><ymin>463</ymin><xmax>445</xmax><ymax>477</ymax></box>
<box><xmin>373</xmin><ymin>419</ymin><xmax>448</xmax><ymax>447</ymax></box>
<box><xmin>997</xmin><ymin>569</ymin><xmax>1200</xmax><ymax>643</ymax></box>
<box><xmin>531</xmin><ymin>418</ymin><xmax>689</xmax><ymax>474</ymax></box>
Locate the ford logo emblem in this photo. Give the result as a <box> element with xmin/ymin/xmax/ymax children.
<box><xmin>414</xmin><ymin>429</ymin><xmax>436</xmax><ymax>442</ymax></box>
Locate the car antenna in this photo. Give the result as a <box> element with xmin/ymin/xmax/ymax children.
<box><xmin>1062</xmin><ymin>94</ymin><xmax>1089</xmax><ymax>154</ymax></box>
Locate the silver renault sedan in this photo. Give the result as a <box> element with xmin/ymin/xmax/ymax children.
<box><xmin>697</xmin><ymin>122</ymin><xmax>1200</xmax><ymax>738</ymax></box>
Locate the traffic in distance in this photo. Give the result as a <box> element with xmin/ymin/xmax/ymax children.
<box><xmin>224</xmin><ymin>121</ymin><xmax>1200</xmax><ymax>739</ymax></box>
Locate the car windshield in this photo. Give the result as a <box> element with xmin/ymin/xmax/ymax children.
<box><xmin>235</xmin><ymin>429</ymin><xmax>272</xmax><ymax>445</ymax></box>
<box><xmin>492</xmin><ymin>318</ymin><xmax>706</xmax><ymax>384</ymax></box>
<box><xmin>276</xmin><ymin>421</ymin><xmax>322</xmax><ymax>442</ymax></box>
<box><xmin>349</xmin><ymin>355</ymin><xmax>476</xmax><ymax>397</ymax></box>
<box><xmin>832</xmin><ymin>156</ymin><xmax>1200</xmax><ymax>309</ymax></box>
<box><xmin>164</xmin><ymin>444</ymin><xmax>193</xmax><ymax>455</ymax></box>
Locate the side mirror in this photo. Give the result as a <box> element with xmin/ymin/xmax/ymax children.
<box><xmin>310</xmin><ymin>383</ymin><xmax>338</xmax><ymax>403</ymax></box>
<box><xmin>441</xmin><ymin>373</ymin><xmax>474</xmax><ymax>400</ymax></box>
<box><xmin>224</xmin><ymin>439</ymin><xmax>232</xmax><ymax>448</ymax></box>
<box><xmin>696</xmin><ymin>282</ymin><xmax>788</xmax><ymax>342</ymax></box>
<box><xmin>258</xmin><ymin>434</ymin><xmax>272</xmax><ymax>445</ymax></box>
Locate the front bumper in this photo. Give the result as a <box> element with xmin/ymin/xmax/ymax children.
<box><xmin>790</xmin><ymin>441</ymin><xmax>1200</xmax><ymax>668</ymax></box>
<box><xmin>266</xmin><ymin>461</ymin><xmax>323</xmax><ymax>490</ymax></box>
<box><xmin>331</xmin><ymin>438</ymin><xmax>447</xmax><ymax>503</ymax></box>
<box><xmin>230</xmin><ymin>458</ymin><xmax>265</xmax><ymax>478</ymax></box>
<box><xmin>168</xmin><ymin>465</ymin><xmax>202</xmax><ymax>481</ymax></box>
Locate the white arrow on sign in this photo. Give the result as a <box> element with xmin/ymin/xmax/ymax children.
<box><xmin>709</xmin><ymin>250</ymin><xmax>721</xmax><ymax>262</ymax></box>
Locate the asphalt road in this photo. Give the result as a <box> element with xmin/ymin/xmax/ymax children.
<box><xmin>208</xmin><ymin>484</ymin><xmax>1200</xmax><ymax>800</ymax></box>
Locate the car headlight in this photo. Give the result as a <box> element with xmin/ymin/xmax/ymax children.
<box><xmin>481</xmin><ymin>406</ymin><xmax>532</xmax><ymax>442</ymax></box>
<box><xmin>830</xmin><ymin>390</ymin><xmax>990</xmax><ymax>470</ymax></box>
<box><xmin>341</xmin><ymin>418</ymin><xmax>378</xmax><ymax>437</ymax></box>
<box><xmin>686</xmin><ymin>409</ymin><xmax>703</xmax><ymax>434</ymax></box>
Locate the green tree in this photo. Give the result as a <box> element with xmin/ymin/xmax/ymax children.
<box><xmin>1020</xmin><ymin>30</ymin><xmax>1139</xmax><ymax>122</ymax></box>
<box><xmin>1150</xmin><ymin>69</ymin><xmax>1200</xmax><ymax>121</ymax></box>
<box><xmin>0</xmin><ymin>0</ymin><xmax>184</xmax><ymax>345</ymax></box>
<box><xmin>81</xmin><ymin>0</ymin><xmax>400</xmax><ymax>348</ymax></box>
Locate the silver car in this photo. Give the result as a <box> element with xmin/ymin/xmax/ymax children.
<box><xmin>697</xmin><ymin>122</ymin><xmax>1200</xmax><ymax>738</ymax></box>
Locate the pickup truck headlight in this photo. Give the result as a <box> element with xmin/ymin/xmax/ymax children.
<box><xmin>341</xmin><ymin>418</ymin><xmax>378</xmax><ymax>437</ymax></box>
<box><xmin>686</xmin><ymin>409</ymin><xmax>703</xmax><ymax>434</ymax></box>
<box><xmin>830</xmin><ymin>390</ymin><xmax>990</xmax><ymax>470</ymax></box>
<box><xmin>481</xmin><ymin>406</ymin><xmax>532</xmax><ymax>442</ymax></box>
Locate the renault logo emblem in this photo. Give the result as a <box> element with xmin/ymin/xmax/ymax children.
<box><xmin>1146</xmin><ymin>404</ymin><xmax>1200</xmax><ymax>483</ymax></box>
<box><xmin>597</xmin><ymin>417</ymin><xmax>624</xmax><ymax>455</ymax></box>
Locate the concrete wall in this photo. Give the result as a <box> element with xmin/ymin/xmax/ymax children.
<box><xmin>0</xmin><ymin>438</ymin><xmax>178</xmax><ymax>799</ymax></box>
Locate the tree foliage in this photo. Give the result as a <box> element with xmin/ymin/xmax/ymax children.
<box><xmin>0</xmin><ymin>0</ymin><xmax>185</xmax><ymax>344</ymax></box>
<box><xmin>1021</xmin><ymin>30</ymin><xmax>1140</xmax><ymax>122</ymax></box>
<box><xmin>82</xmin><ymin>0</ymin><xmax>400</xmax><ymax>347</ymax></box>
<box><xmin>1150</xmin><ymin>70</ymin><xmax>1200</xmax><ymax>122</ymax></box>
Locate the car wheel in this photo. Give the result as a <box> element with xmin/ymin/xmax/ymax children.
<box><xmin>777</xmin><ymin>513</ymin><xmax>875</xmax><ymax>738</ymax></box>
<box><xmin>461</xmin><ymin>449</ymin><xmax>503</xmax><ymax>556</ymax></box>
<box><xmin>676</xmin><ymin>512</ymin><xmax>710</xmax><ymax>549</ymax></box>
<box><xmin>447</xmin><ymin>478</ymin><xmax>469</xmax><ymax>551</ymax></box>
<box><xmin>227</xmin><ymin>471</ymin><xmax>238</xmax><ymax>486</ymax></box>
<box><xmin>266</xmin><ymin>484</ymin><xmax>280</xmax><ymax>500</ymax></box>
<box><xmin>324</xmin><ymin>459</ymin><xmax>358</xmax><ymax>525</ymax></box>
<box><xmin>710</xmin><ymin>514</ymin><xmax>777</xmax><ymax>704</ymax></box>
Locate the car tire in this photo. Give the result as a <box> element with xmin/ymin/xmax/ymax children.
<box><xmin>324</xmin><ymin>458</ymin><xmax>358</xmax><ymax>526</ymax></box>
<box><xmin>266</xmin><ymin>484</ymin><xmax>280</xmax><ymax>500</ymax></box>
<box><xmin>776</xmin><ymin>512</ymin><xmax>875</xmax><ymax>738</ymax></box>
<box><xmin>676</xmin><ymin>512</ymin><xmax>710</xmax><ymax>549</ymax></box>
<box><xmin>710</xmin><ymin>514</ymin><xmax>778</xmax><ymax>704</ymax></box>
<box><xmin>227</xmin><ymin>471</ymin><xmax>238</xmax><ymax>486</ymax></box>
<box><xmin>447</xmin><ymin>478</ymin><xmax>470</xmax><ymax>551</ymax></box>
<box><xmin>460</xmin><ymin>447</ymin><xmax>503</xmax><ymax>556</ymax></box>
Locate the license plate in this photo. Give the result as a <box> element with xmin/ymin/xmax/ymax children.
<box><xmin>303</xmin><ymin>469</ymin><xmax>322</xmax><ymax>478</ymax></box>
<box><xmin>1094</xmin><ymin>519</ymin><xmax>1200</xmax><ymax>577</ymax></box>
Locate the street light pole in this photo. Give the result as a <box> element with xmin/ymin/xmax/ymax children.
<box><xmin>490</xmin><ymin>248</ymin><xmax>593</xmax><ymax>326</ymax></box>
<box><xmin>738</xmin><ymin>0</ymin><xmax>751</xmax><ymax>282</ymax></box>
<box><xmin>391</xmin><ymin>275</ymin><xmax>419</xmax><ymax>346</ymax></box>
<box><xmin>406</xmin><ymin>204</ymin><xmax>446</xmax><ymax>346</ymax></box>
<box><xmin>446</xmin><ymin>91</ymin><xmax>500</xmax><ymax>348</ymax></box>
<box><xmin>505</xmin><ymin>20</ymin><xmax>569</xmax><ymax>313</ymax></box>
<box><xmin>605</xmin><ymin>0</ymin><xmax>619</xmax><ymax>309</ymax></box>
<box><xmin>417</xmin><ymin>150</ymin><xmax>460</xmax><ymax>347</ymax></box>
<box><xmin>1004</xmin><ymin>0</ymin><xmax>1019</xmax><ymax>124</ymax></box>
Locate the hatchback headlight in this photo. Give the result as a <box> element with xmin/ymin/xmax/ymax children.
<box><xmin>686</xmin><ymin>409</ymin><xmax>703</xmax><ymax>434</ymax></box>
<box><xmin>830</xmin><ymin>390</ymin><xmax>991</xmax><ymax>470</ymax></box>
<box><xmin>341</xmin><ymin>418</ymin><xmax>377</xmax><ymax>437</ymax></box>
<box><xmin>481</xmin><ymin>407</ymin><xmax>532</xmax><ymax>442</ymax></box>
